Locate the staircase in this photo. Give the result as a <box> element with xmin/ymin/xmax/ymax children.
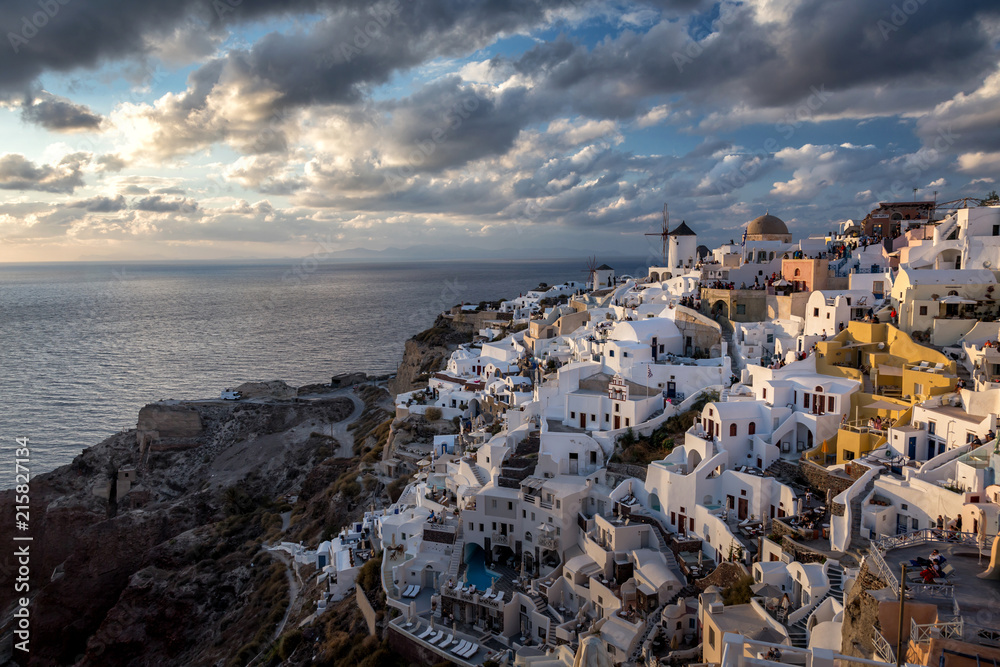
<box><xmin>447</xmin><ymin>524</ymin><xmax>465</xmax><ymax>581</ymax></box>
<box><xmin>785</xmin><ymin>562</ymin><xmax>846</xmax><ymax>649</ymax></box>
<box><xmin>526</xmin><ymin>589</ymin><xmax>547</xmax><ymax>612</ymax></box>
<box><xmin>471</xmin><ymin>465</ymin><xmax>489</xmax><ymax>486</ymax></box>
<box><xmin>629</xmin><ymin>603</ymin><xmax>667</xmax><ymax>664</ymax></box>
<box><xmin>718</xmin><ymin>317</ymin><xmax>740</xmax><ymax>374</ymax></box>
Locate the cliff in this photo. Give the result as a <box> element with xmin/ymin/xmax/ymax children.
<box><xmin>0</xmin><ymin>386</ymin><xmax>401</xmax><ymax>667</ymax></box>
<box><xmin>388</xmin><ymin>314</ymin><xmax>474</xmax><ymax>396</ymax></box>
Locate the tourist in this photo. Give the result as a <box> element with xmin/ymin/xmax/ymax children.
<box><xmin>822</xmin><ymin>329</ymin><xmax>827</xmax><ymax>341</ymax></box>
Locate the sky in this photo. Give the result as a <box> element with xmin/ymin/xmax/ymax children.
<box><xmin>0</xmin><ymin>0</ymin><xmax>999</xmax><ymax>262</ymax></box>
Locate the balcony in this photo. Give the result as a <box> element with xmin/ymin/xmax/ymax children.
<box><xmin>491</xmin><ymin>532</ymin><xmax>510</xmax><ymax>546</ymax></box>
<box><xmin>537</xmin><ymin>533</ymin><xmax>559</xmax><ymax>550</ymax></box>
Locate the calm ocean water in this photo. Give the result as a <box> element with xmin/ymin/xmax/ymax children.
<box><xmin>0</xmin><ymin>257</ymin><xmax>647</xmax><ymax>477</ymax></box>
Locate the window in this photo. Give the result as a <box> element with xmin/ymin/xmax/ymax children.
<box><xmin>844</xmin><ymin>450</ymin><xmax>855</xmax><ymax>460</ymax></box>
<box><xmin>531</xmin><ymin>512</ymin><xmax>535</xmax><ymax>521</ymax></box>
<box><xmin>614</xmin><ymin>404</ymin><xmax>620</xmax><ymax>413</ymax></box>
<box><xmin>736</xmin><ymin>304</ymin><xmax>746</xmax><ymax>315</ymax></box>
<box><xmin>671</xmin><ymin>512</ymin><xmax>676</xmax><ymax>524</ymax></box>
<box><xmin>609</xmin><ymin>350</ymin><xmax>614</xmax><ymax>357</ymax></box>
<box><xmin>919</xmin><ymin>306</ymin><xmax>928</xmax><ymax>316</ymax></box>
<box><xmin>729</xmin><ymin>423</ymin><xmax>737</xmax><ymax>437</ymax></box>
<box><xmin>828</xmin><ymin>396</ymin><xmax>835</xmax><ymax>412</ymax></box>
<box><xmin>914</xmin><ymin>383</ymin><xmax>924</xmax><ymax>396</ymax></box>
<box><xmin>508</xmin><ymin>501</ymin><xmax>513</xmax><ymax>510</ymax></box>
<box><xmin>492</xmin><ymin>522</ymin><xmax>497</xmax><ymax>530</ymax></box>
<box><xmin>814</xmin><ymin>308</ymin><xmax>820</xmax><ymax>317</ymax></box>
<box><xmin>557</xmin><ymin>499</ymin><xmax>561</xmax><ymax>509</ymax></box>
<box><xmin>491</xmin><ymin>499</ymin><xmax>497</xmax><ymax>509</ymax></box>
<box><xmin>762</xmin><ymin>388</ymin><xmax>767</xmax><ymax>399</ymax></box>
<box><xmin>570</xmin><ymin>411</ymin><xmax>576</xmax><ymax>418</ymax></box>
<box><xmin>604</xmin><ymin>414</ymin><xmax>609</xmax><ymax>422</ymax></box>
<box><xmin>623</xmin><ymin>352</ymin><xmax>628</xmax><ymax>358</ymax></box>
<box><xmin>794</xmin><ymin>268</ymin><xmax>801</xmax><ymax>277</ymax></box>
<box><xmin>748</xmin><ymin>422</ymin><xmax>756</xmax><ymax>435</ymax></box>
<box><xmin>928</xmin><ymin>421</ymin><xmax>936</xmax><ymax>435</ymax></box>
<box><xmin>479</xmin><ymin>523</ymin><xmax>484</xmax><ymax>532</ymax></box>
<box><xmin>967</xmin><ymin>432</ymin><xmax>977</xmax><ymax>443</ymax></box>
<box><xmin>803</xmin><ymin>393</ymin><xmax>809</xmax><ymax>408</ymax></box>
<box><xmin>709</xmin><ymin>627</ymin><xmax>716</xmax><ymax>649</ymax></box>
<box><xmin>994</xmin><ymin>224</ymin><xmax>999</xmax><ymax>236</ymax></box>
<box><xmin>590</xmin><ymin>414</ymin><xmax>596</xmax><ymax>422</ymax></box>
<box><xmin>469</xmin><ymin>521</ymin><xmax>474</xmax><ymax>530</ymax></box>
<box><xmin>625</xmin><ymin>418</ymin><xmax>630</xmax><ymax>427</ymax></box>
<box><xmin>522</xmin><ymin>510</ymin><xmax>526</xmax><ymax>518</ymax></box>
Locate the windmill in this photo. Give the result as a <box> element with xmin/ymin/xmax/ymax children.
<box><xmin>645</xmin><ymin>203</ymin><xmax>670</xmax><ymax>265</ymax></box>
<box><xmin>582</xmin><ymin>255</ymin><xmax>598</xmax><ymax>289</ymax></box>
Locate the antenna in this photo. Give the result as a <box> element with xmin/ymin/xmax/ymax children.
<box><xmin>645</xmin><ymin>203</ymin><xmax>670</xmax><ymax>264</ymax></box>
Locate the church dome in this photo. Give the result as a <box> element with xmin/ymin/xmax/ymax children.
<box><xmin>746</xmin><ymin>212</ymin><xmax>789</xmax><ymax>237</ymax></box>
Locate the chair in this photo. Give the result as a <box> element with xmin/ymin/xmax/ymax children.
<box><xmin>428</xmin><ymin>631</ymin><xmax>443</xmax><ymax>644</ymax></box>
<box><xmin>461</xmin><ymin>643</ymin><xmax>480</xmax><ymax>658</ymax></box>
<box><xmin>417</xmin><ymin>626</ymin><xmax>435</xmax><ymax>640</ymax></box>
<box><xmin>451</xmin><ymin>641</ymin><xmax>470</xmax><ymax>655</ymax></box>
<box><xmin>436</xmin><ymin>633</ymin><xmax>453</xmax><ymax>647</ymax></box>
<box><xmin>939</xmin><ymin>563</ymin><xmax>955</xmax><ymax>578</ymax></box>
<box><xmin>410</xmin><ymin>585</ymin><xmax>421</xmax><ymax>598</ymax></box>
<box><xmin>402</xmin><ymin>585</ymin><xmax>415</xmax><ymax>598</ymax></box>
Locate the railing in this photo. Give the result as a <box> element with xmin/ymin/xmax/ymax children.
<box><xmin>539</xmin><ymin>499</ymin><xmax>553</xmax><ymax>510</ymax></box>
<box><xmin>491</xmin><ymin>532</ymin><xmax>510</xmax><ymax>546</ymax></box>
<box><xmin>872</xmin><ymin>528</ymin><xmax>995</xmax><ymax>552</ymax></box>
<box><xmin>537</xmin><ymin>534</ymin><xmax>559</xmax><ymax>550</ymax></box>
<box><xmin>872</xmin><ymin>627</ymin><xmax>896</xmax><ymax>664</ymax></box>
<box><xmin>867</xmin><ymin>548</ymin><xmax>899</xmax><ymax>592</ymax></box>
<box><xmin>911</xmin><ymin>618</ymin><xmax>963</xmax><ymax>643</ymax></box>
<box><xmin>907</xmin><ymin>582</ymin><xmax>955</xmax><ymax>599</ymax></box>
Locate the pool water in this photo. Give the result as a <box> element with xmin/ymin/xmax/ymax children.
<box><xmin>464</xmin><ymin>547</ymin><xmax>500</xmax><ymax>589</ymax></box>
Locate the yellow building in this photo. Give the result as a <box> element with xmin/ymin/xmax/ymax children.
<box><xmin>813</xmin><ymin>322</ymin><xmax>956</xmax><ymax>464</ymax></box>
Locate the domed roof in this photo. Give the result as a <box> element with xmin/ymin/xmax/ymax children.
<box><xmin>746</xmin><ymin>211</ymin><xmax>789</xmax><ymax>236</ymax></box>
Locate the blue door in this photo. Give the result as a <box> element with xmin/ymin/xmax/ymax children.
<box><xmin>908</xmin><ymin>437</ymin><xmax>917</xmax><ymax>459</ymax></box>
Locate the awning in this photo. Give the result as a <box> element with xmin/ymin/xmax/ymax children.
<box><xmin>874</xmin><ymin>366</ymin><xmax>902</xmax><ymax>376</ymax></box>
<box><xmin>862</xmin><ymin>400</ymin><xmax>906</xmax><ymax>411</ymax></box>
<box><xmin>939</xmin><ymin>295</ymin><xmax>977</xmax><ymax>304</ymax></box>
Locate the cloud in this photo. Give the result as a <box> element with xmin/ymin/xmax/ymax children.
<box><xmin>65</xmin><ymin>195</ymin><xmax>127</xmax><ymax>212</ymax></box>
<box><xmin>19</xmin><ymin>91</ymin><xmax>102</xmax><ymax>132</ymax></box>
<box><xmin>0</xmin><ymin>153</ymin><xmax>89</xmax><ymax>193</ymax></box>
<box><xmin>132</xmin><ymin>195</ymin><xmax>199</xmax><ymax>213</ymax></box>
<box><xmin>96</xmin><ymin>154</ymin><xmax>128</xmax><ymax>172</ymax></box>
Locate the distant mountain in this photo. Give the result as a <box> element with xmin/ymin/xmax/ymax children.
<box><xmin>322</xmin><ymin>244</ymin><xmax>635</xmax><ymax>261</ymax></box>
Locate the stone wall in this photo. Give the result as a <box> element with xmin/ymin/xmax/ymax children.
<box><xmin>839</xmin><ymin>560</ymin><xmax>889</xmax><ymax>659</ymax></box>
<box><xmin>136</xmin><ymin>404</ymin><xmax>203</xmax><ymax>452</ymax></box>
<box><xmin>799</xmin><ymin>458</ymin><xmax>855</xmax><ymax>497</ymax></box>
<box><xmin>606</xmin><ymin>462</ymin><xmax>648</xmax><ymax>482</ymax></box>
<box><xmin>356</xmin><ymin>584</ymin><xmax>378</xmax><ymax>635</ymax></box>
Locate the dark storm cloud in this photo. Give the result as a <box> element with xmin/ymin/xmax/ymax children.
<box><xmin>0</xmin><ymin>152</ymin><xmax>87</xmax><ymax>193</ymax></box>
<box><xmin>19</xmin><ymin>91</ymin><xmax>102</xmax><ymax>131</ymax></box>
<box><xmin>506</xmin><ymin>0</ymin><xmax>1000</xmax><ymax>118</ymax></box>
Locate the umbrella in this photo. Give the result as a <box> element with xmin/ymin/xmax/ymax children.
<box><xmin>980</xmin><ymin>508</ymin><xmax>988</xmax><ymax>565</ymax></box>
<box><xmin>751</xmin><ymin>583</ymin><xmax>784</xmax><ymax>601</ymax></box>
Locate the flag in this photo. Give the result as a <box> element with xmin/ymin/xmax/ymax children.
<box><xmin>647</xmin><ymin>365</ymin><xmax>653</xmax><ymax>379</ymax></box>
<box><xmin>741</xmin><ymin>228</ymin><xmax>747</xmax><ymax>248</ymax></box>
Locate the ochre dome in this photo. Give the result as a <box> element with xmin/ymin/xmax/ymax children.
<box><xmin>746</xmin><ymin>212</ymin><xmax>789</xmax><ymax>237</ymax></box>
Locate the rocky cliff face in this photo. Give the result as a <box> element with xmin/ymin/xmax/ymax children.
<box><xmin>388</xmin><ymin>314</ymin><xmax>474</xmax><ymax>396</ymax></box>
<box><xmin>0</xmin><ymin>391</ymin><xmax>359</xmax><ymax>666</ymax></box>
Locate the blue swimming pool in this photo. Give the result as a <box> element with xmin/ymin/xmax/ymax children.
<box><xmin>464</xmin><ymin>547</ymin><xmax>500</xmax><ymax>589</ymax></box>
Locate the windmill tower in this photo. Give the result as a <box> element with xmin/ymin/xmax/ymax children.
<box><xmin>645</xmin><ymin>203</ymin><xmax>670</xmax><ymax>265</ymax></box>
<box><xmin>582</xmin><ymin>256</ymin><xmax>598</xmax><ymax>291</ymax></box>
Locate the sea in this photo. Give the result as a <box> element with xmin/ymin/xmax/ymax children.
<box><xmin>0</xmin><ymin>257</ymin><xmax>649</xmax><ymax>479</ymax></box>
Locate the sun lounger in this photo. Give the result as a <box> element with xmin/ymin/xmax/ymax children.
<box><xmin>427</xmin><ymin>631</ymin><xmax>443</xmax><ymax>644</ymax></box>
<box><xmin>409</xmin><ymin>585</ymin><xmax>421</xmax><ymax>597</ymax></box>
<box><xmin>451</xmin><ymin>640</ymin><xmax>470</xmax><ymax>655</ymax></box>
<box><xmin>435</xmin><ymin>633</ymin><xmax>453</xmax><ymax>646</ymax></box>
<box><xmin>460</xmin><ymin>643</ymin><xmax>480</xmax><ymax>658</ymax></box>
<box><xmin>493</xmin><ymin>591</ymin><xmax>504</xmax><ymax>603</ymax></box>
<box><xmin>417</xmin><ymin>626</ymin><xmax>435</xmax><ymax>640</ymax></box>
<box><xmin>402</xmin><ymin>584</ymin><xmax>414</xmax><ymax>597</ymax></box>
<box><xmin>482</xmin><ymin>587</ymin><xmax>492</xmax><ymax>598</ymax></box>
<box><xmin>442</xmin><ymin>635</ymin><xmax>459</xmax><ymax>648</ymax></box>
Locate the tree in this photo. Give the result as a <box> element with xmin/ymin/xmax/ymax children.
<box><xmin>984</xmin><ymin>190</ymin><xmax>1000</xmax><ymax>205</ymax></box>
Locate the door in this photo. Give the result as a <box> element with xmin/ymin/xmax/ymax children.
<box><xmin>896</xmin><ymin>513</ymin><xmax>908</xmax><ymax>535</ymax></box>
<box><xmin>580</xmin><ymin>412</ymin><xmax>586</xmax><ymax>428</ymax></box>
<box><xmin>678</xmin><ymin>515</ymin><xmax>686</xmax><ymax>534</ymax></box>
<box><xmin>667</xmin><ymin>382</ymin><xmax>676</xmax><ymax>398</ymax></box>
<box><xmin>569</xmin><ymin>453</ymin><xmax>578</xmax><ymax>475</ymax></box>
<box><xmin>738</xmin><ymin>498</ymin><xmax>749</xmax><ymax>520</ymax></box>
<box><xmin>908</xmin><ymin>437</ymin><xmax>917</xmax><ymax>460</ymax></box>
<box><xmin>614</xmin><ymin>415</ymin><xmax>621</xmax><ymax>429</ymax></box>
